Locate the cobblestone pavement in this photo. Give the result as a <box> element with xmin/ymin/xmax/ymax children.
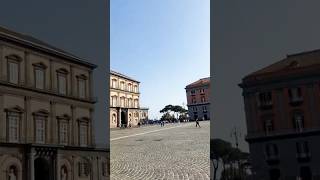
<box><xmin>111</xmin><ymin>121</ymin><xmax>210</xmax><ymax>180</ymax></box>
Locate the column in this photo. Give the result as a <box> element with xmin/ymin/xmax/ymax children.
<box><xmin>50</xmin><ymin>101</ymin><xmax>56</xmax><ymax>144</ymax></box>
<box><xmin>89</xmin><ymin>70</ymin><xmax>93</xmax><ymax>99</ymax></box>
<box><xmin>29</xmin><ymin>150</ymin><xmax>35</xmax><ymax>180</ymax></box>
<box><xmin>118</xmin><ymin>108</ymin><xmax>121</xmax><ymax>127</ymax></box>
<box><xmin>71</xmin><ymin>105</ymin><xmax>77</xmax><ymax>145</ymax></box>
<box><xmin>90</xmin><ymin>108</ymin><xmax>95</xmax><ymax>146</ymax></box>
<box><xmin>25</xmin><ymin>52</ymin><xmax>30</xmax><ymax>87</ymax></box>
<box><xmin>50</xmin><ymin>59</ymin><xmax>53</xmax><ymax>90</ymax></box>
<box><xmin>26</xmin><ymin>96</ymin><xmax>32</xmax><ymax>143</ymax></box>
<box><xmin>0</xmin><ymin>45</ymin><xmax>2</xmax><ymax>80</ymax></box>
<box><xmin>0</xmin><ymin>94</ymin><xmax>4</xmax><ymax>141</ymax></box>
<box><xmin>56</xmin><ymin>153</ymin><xmax>61</xmax><ymax>180</ymax></box>
<box><xmin>96</xmin><ymin>157</ymin><xmax>100</xmax><ymax>180</ymax></box>
<box><xmin>69</xmin><ymin>65</ymin><xmax>74</xmax><ymax>96</ymax></box>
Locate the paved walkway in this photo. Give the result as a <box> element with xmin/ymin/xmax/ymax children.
<box><xmin>111</xmin><ymin>121</ymin><xmax>210</xmax><ymax>180</ymax></box>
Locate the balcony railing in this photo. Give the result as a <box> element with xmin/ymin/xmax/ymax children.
<box><xmin>0</xmin><ymin>80</ymin><xmax>97</xmax><ymax>103</ymax></box>
<box><xmin>246</xmin><ymin>127</ymin><xmax>320</xmax><ymax>140</ymax></box>
<box><xmin>296</xmin><ymin>152</ymin><xmax>311</xmax><ymax>162</ymax></box>
<box><xmin>265</xmin><ymin>155</ymin><xmax>280</xmax><ymax>165</ymax></box>
<box><xmin>289</xmin><ymin>97</ymin><xmax>303</xmax><ymax>106</ymax></box>
<box><xmin>258</xmin><ymin>102</ymin><xmax>273</xmax><ymax>110</ymax></box>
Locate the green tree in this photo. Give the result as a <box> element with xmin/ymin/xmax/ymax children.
<box><xmin>211</xmin><ymin>139</ymin><xmax>232</xmax><ymax>180</ymax></box>
<box><xmin>160</xmin><ymin>105</ymin><xmax>187</xmax><ymax>122</ymax></box>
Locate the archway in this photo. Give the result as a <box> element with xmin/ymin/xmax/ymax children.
<box><xmin>269</xmin><ymin>168</ymin><xmax>280</xmax><ymax>180</ymax></box>
<box><xmin>300</xmin><ymin>166</ymin><xmax>312</xmax><ymax>180</ymax></box>
<box><xmin>121</xmin><ymin>111</ymin><xmax>127</xmax><ymax>127</ymax></box>
<box><xmin>35</xmin><ymin>158</ymin><xmax>50</xmax><ymax>180</ymax></box>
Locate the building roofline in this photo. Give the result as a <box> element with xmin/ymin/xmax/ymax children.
<box><xmin>185</xmin><ymin>77</ymin><xmax>210</xmax><ymax>89</ymax></box>
<box><xmin>0</xmin><ymin>25</ymin><xmax>97</xmax><ymax>69</ymax></box>
<box><xmin>110</xmin><ymin>70</ymin><xmax>140</xmax><ymax>83</ymax></box>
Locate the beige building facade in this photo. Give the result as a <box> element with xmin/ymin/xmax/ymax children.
<box><xmin>110</xmin><ymin>71</ymin><xmax>148</xmax><ymax>128</ymax></box>
<box><xmin>0</xmin><ymin>27</ymin><xmax>109</xmax><ymax>180</ymax></box>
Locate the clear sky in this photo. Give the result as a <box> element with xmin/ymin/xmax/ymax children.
<box><xmin>111</xmin><ymin>0</ymin><xmax>210</xmax><ymax>119</ymax></box>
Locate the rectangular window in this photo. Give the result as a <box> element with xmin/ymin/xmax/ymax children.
<box><xmin>203</xmin><ymin>106</ymin><xmax>207</xmax><ymax>112</ymax></box>
<box><xmin>8</xmin><ymin>112</ymin><xmax>19</xmax><ymax>142</ymax></box>
<box><xmin>58</xmin><ymin>74</ymin><xmax>67</xmax><ymax>95</ymax></box>
<box><xmin>192</xmin><ymin>98</ymin><xmax>197</xmax><ymax>104</ymax></box>
<box><xmin>289</xmin><ymin>87</ymin><xmax>303</xmax><ymax>102</ymax></box>
<box><xmin>112</xmin><ymin>79</ymin><xmax>117</xmax><ymax>88</ymax></box>
<box><xmin>120</xmin><ymin>82</ymin><xmax>124</xmax><ymax>90</ymax></box>
<box><xmin>79</xmin><ymin>123</ymin><xmax>88</xmax><ymax>146</ymax></box>
<box><xmin>293</xmin><ymin>113</ymin><xmax>304</xmax><ymax>132</ymax></box>
<box><xmin>296</xmin><ymin>141</ymin><xmax>309</xmax><ymax>158</ymax></box>
<box><xmin>8</xmin><ymin>61</ymin><xmax>19</xmax><ymax>84</ymax></box>
<box><xmin>35</xmin><ymin>68</ymin><xmax>45</xmax><ymax>89</ymax></box>
<box><xmin>264</xmin><ymin>119</ymin><xmax>273</xmax><ymax>134</ymax></box>
<box><xmin>35</xmin><ymin>116</ymin><xmax>45</xmax><ymax>143</ymax></box>
<box><xmin>120</xmin><ymin>97</ymin><xmax>124</xmax><ymax>107</ymax></box>
<box><xmin>111</xmin><ymin>96</ymin><xmax>117</xmax><ymax>107</ymax></box>
<box><xmin>257</xmin><ymin>92</ymin><xmax>273</xmax><ymax>107</ymax></box>
<box><xmin>78</xmin><ymin>79</ymin><xmax>86</xmax><ymax>98</ymax></box>
<box><xmin>59</xmin><ymin>121</ymin><xmax>68</xmax><ymax>144</ymax></box>
<box><xmin>266</xmin><ymin>144</ymin><xmax>278</xmax><ymax>158</ymax></box>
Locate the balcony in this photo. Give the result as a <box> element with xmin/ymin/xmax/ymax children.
<box><xmin>289</xmin><ymin>97</ymin><xmax>303</xmax><ymax>106</ymax></box>
<box><xmin>245</xmin><ymin>127</ymin><xmax>320</xmax><ymax>141</ymax></box>
<box><xmin>266</xmin><ymin>155</ymin><xmax>280</xmax><ymax>165</ymax></box>
<box><xmin>296</xmin><ymin>152</ymin><xmax>311</xmax><ymax>162</ymax></box>
<box><xmin>259</xmin><ymin>102</ymin><xmax>273</xmax><ymax>110</ymax></box>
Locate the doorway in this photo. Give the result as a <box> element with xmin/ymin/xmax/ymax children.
<box><xmin>121</xmin><ymin>111</ymin><xmax>127</xmax><ymax>127</ymax></box>
<box><xmin>300</xmin><ymin>166</ymin><xmax>312</xmax><ymax>180</ymax></box>
<box><xmin>35</xmin><ymin>158</ymin><xmax>51</xmax><ymax>180</ymax></box>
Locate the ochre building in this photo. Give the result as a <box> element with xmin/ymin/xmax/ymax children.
<box><xmin>185</xmin><ymin>77</ymin><xmax>210</xmax><ymax>121</ymax></box>
<box><xmin>110</xmin><ymin>71</ymin><xmax>148</xmax><ymax>128</ymax></box>
<box><xmin>0</xmin><ymin>26</ymin><xmax>108</xmax><ymax>180</ymax></box>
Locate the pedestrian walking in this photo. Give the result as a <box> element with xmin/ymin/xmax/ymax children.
<box><xmin>196</xmin><ymin>118</ymin><xmax>201</xmax><ymax>128</ymax></box>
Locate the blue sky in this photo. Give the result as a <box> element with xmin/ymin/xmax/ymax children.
<box><xmin>111</xmin><ymin>0</ymin><xmax>210</xmax><ymax>119</ymax></box>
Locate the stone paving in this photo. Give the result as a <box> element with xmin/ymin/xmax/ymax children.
<box><xmin>111</xmin><ymin>121</ymin><xmax>210</xmax><ymax>180</ymax></box>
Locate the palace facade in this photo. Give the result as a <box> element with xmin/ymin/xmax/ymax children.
<box><xmin>239</xmin><ymin>49</ymin><xmax>320</xmax><ymax>179</ymax></box>
<box><xmin>110</xmin><ymin>71</ymin><xmax>148</xmax><ymax>128</ymax></box>
<box><xmin>0</xmin><ymin>26</ymin><xmax>108</xmax><ymax>180</ymax></box>
<box><xmin>185</xmin><ymin>77</ymin><xmax>210</xmax><ymax>121</ymax></box>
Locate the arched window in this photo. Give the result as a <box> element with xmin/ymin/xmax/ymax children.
<box><xmin>76</xmin><ymin>74</ymin><xmax>87</xmax><ymax>99</ymax></box>
<box><xmin>33</xmin><ymin>62</ymin><xmax>47</xmax><ymax>90</ymax></box>
<box><xmin>112</xmin><ymin>79</ymin><xmax>117</xmax><ymax>88</ymax></box>
<box><xmin>57</xmin><ymin>68</ymin><xmax>68</xmax><ymax>95</ymax></box>
<box><xmin>128</xmin><ymin>83</ymin><xmax>132</xmax><ymax>92</ymax></box>
<box><xmin>33</xmin><ymin>109</ymin><xmax>49</xmax><ymax>144</ymax></box>
<box><xmin>6</xmin><ymin>55</ymin><xmax>21</xmax><ymax>84</ymax></box>
<box><xmin>110</xmin><ymin>96</ymin><xmax>117</xmax><ymax>107</ymax></box>
<box><xmin>57</xmin><ymin>114</ymin><xmax>70</xmax><ymax>145</ymax></box>
<box><xmin>120</xmin><ymin>81</ymin><xmax>125</xmax><ymax>90</ymax></box>
<box><xmin>120</xmin><ymin>97</ymin><xmax>125</xmax><ymax>107</ymax></box>
<box><xmin>78</xmin><ymin>117</ymin><xmax>89</xmax><ymax>147</ymax></box>
<box><xmin>5</xmin><ymin>106</ymin><xmax>24</xmax><ymax>143</ymax></box>
<box><xmin>293</xmin><ymin>112</ymin><xmax>304</xmax><ymax>132</ymax></box>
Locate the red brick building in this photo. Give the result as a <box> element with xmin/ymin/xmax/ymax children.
<box><xmin>239</xmin><ymin>49</ymin><xmax>320</xmax><ymax>180</ymax></box>
<box><xmin>185</xmin><ymin>77</ymin><xmax>210</xmax><ymax>121</ymax></box>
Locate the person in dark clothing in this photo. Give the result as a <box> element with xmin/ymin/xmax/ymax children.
<box><xmin>196</xmin><ymin>118</ymin><xmax>201</xmax><ymax>128</ymax></box>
